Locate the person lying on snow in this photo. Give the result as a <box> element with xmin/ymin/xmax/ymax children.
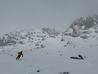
<box><xmin>70</xmin><ymin>54</ymin><xmax>85</xmax><ymax>60</ymax></box>
<box><xmin>16</xmin><ymin>51</ymin><xmax>23</xmax><ymax>60</ymax></box>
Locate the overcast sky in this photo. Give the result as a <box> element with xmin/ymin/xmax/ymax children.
<box><xmin>0</xmin><ymin>0</ymin><xmax>98</xmax><ymax>33</ymax></box>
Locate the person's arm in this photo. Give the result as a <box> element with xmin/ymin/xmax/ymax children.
<box><xmin>22</xmin><ymin>53</ymin><xmax>23</xmax><ymax>57</ymax></box>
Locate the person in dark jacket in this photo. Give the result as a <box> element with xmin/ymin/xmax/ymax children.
<box><xmin>16</xmin><ymin>51</ymin><xmax>23</xmax><ymax>60</ymax></box>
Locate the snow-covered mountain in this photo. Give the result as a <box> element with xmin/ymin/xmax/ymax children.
<box><xmin>0</xmin><ymin>28</ymin><xmax>60</xmax><ymax>52</ymax></box>
<box><xmin>1</xmin><ymin>15</ymin><xmax>98</xmax><ymax>47</ymax></box>
<box><xmin>65</xmin><ymin>15</ymin><xmax>98</xmax><ymax>38</ymax></box>
<box><xmin>0</xmin><ymin>15</ymin><xmax>98</xmax><ymax>50</ymax></box>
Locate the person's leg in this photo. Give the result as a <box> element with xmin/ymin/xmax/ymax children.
<box><xmin>16</xmin><ymin>55</ymin><xmax>21</xmax><ymax>60</ymax></box>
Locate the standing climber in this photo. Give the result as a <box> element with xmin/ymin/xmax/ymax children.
<box><xmin>16</xmin><ymin>51</ymin><xmax>23</xmax><ymax>60</ymax></box>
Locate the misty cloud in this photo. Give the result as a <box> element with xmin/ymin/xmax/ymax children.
<box><xmin>0</xmin><ymin>0</ymin><xmax>98</xmax><ymax>34</ymax></box>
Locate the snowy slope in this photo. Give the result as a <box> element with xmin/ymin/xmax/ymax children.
<box><xmin>0</xmin><ymin>33</ymin><xmax>98</xmax><ymax>74</ymax></box>
<box><xmin>0</xmin><ymin>15</ymin><xmax>98</xmax><ymax>74</ymax></box>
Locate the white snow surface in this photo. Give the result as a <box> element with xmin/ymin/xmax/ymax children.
<box><xmin>0</xmin><ymin>34</ymin><xmax>98</xmax><ymax>74</ymax></box>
